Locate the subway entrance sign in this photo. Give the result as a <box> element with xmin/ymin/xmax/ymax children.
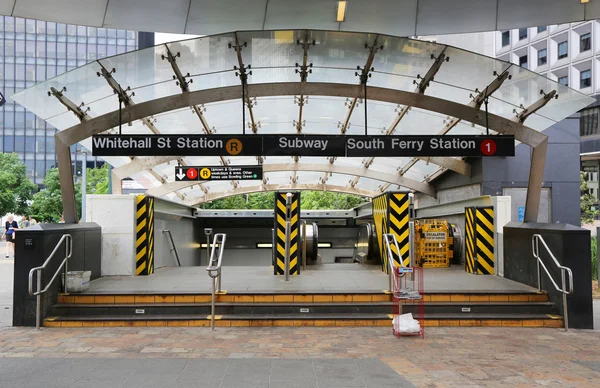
<box><xmin>92</xmin><ymin>134</ymin><xmax>515</xmax><ymax>157</ymax></box>
<box><xmin>175</xmin><ymin>166</ymin><xmax>263</xmax><ymax>181</ymax></box>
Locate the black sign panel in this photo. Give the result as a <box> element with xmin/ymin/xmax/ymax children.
<box><xmin>262</xmin><ymin>135</ymin><xmax>346</xmax><ymax>156</ymax></box>
<box><xmin>92</xmin><ymin>135</ymin><xmax>262</xmax><ymax>157</ymax></box>
<box><xmin>345</xmin><ymin>135</ymin><xmax>515</xmax><ymax>157</ymax></box>
<box><xmin>92</xmin><ymin>134</ymin><xmax>515</xmax><ymax>157</ymax></box>
<box><xmin>175</xmin><ymin>166</ymin><xmax>263</xmax><ymax>181</ymax></box>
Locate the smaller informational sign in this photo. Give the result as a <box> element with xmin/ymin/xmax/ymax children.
<box><xmin>175</xmin><ymin>166</ymin><xmax>263</xmax><ymax>181</ymax></box>
<box><xmin>397</xmin><ymin>267</ymin><xmax>414</xmax><ymax>273</ymax></box>
<box><xmin>517</xmin><ymin>206</ymin><xmax>525</xmax><ymax>222</ymax></box>
<box><xmin>424</xmin><ymin>231</ymin><xmax>447</xmax><ymax>241</ymax></box>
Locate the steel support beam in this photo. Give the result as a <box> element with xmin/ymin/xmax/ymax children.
<box><xmin>111</xmin><ymin>170</ymin><xmax>122</xmax><ymax>194</ymax></box>
<box><xmin>390</xmin><ymin>68</ymin><xmax>512</xmax><ymax>188</ymax></box>
<box><xmin>55</xmin><ymin>81</ymin><xmax>545</xmax><ymax>211</ymax></box>
<box><xmin>184</xmin><ymin>184</ymin><xmax>380</xmax><ymax>207</ymax></box>
<box><xmin>356</xmin><ymin>48</ymin><xmax>450</xmax><ymax>186</ymax></box>
<box><xmin>516</xmin><ymin>90</ymin><xmax>557</xmax><ymax>123</ymax></box>
<box><xmin>232</xmin><ymin>33</ymin><xmax>258</xmax><ymax>133</ymax></box>
<box><xmin>146</xmin><ymin>162</ymin><xmax>436</xmax><ymax>198</ymax></box>
<box><xmin>57</xmin><ymin>82</ymin><xmax>544</xmax><ymax>147</ymax></box>
<box><xmin>524</xmin><ymin>138</ymin><xmax>548</xmax><ymax>223</ymax></box>
<box><xmin>55</xmin><ymin>138</ymin><xmax>78</xmax><ymax>223</ymax></box>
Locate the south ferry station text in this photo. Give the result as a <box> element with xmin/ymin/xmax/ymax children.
<box><xmin>347</xmin><ymin>138</ymin><xmax>477</xmax><ymax>150</ymax></box>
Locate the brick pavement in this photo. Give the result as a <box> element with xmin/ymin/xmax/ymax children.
<box><xmin>0</xmin><ymin>326</ymin><xmax>599</xmax><ymax>387</ymax></box>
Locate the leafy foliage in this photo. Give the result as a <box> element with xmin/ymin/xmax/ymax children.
<box><xmin>581</xmin><ymin>171</ymin><xmax>599</xmax><ymax>224</ymax></box>
<box><xmin>0</xmin><ymin>153</ymin><xmax>37</xmax><ymax>217</ymax></box>
<box><xmin>198</xmin><ymin>191</ymin><xmax>367</xmax><ymax>210</ymax></box>
<box><xmin>30</xmin><ymin>166</ymin><xmax>109</xmax><ymax>222</ymax></box>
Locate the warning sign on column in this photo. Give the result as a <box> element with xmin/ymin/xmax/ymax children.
<box><xmin>174</xmin><ymin>166</ymin><xmax>263</xmax><ymax>181</ymax></box>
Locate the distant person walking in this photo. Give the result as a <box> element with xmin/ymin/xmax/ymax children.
<box><xmin>2</xmin><ymin>215</ymin><xmax>18</xmax><ymax>259</ymax></box>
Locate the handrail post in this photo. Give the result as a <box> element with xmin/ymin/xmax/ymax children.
<box><xmin>211</xmin><ymin>276</ymin><xmax>216</xmax><ymax>330</ymax></box>
<box><xmin>36</xmin><ymin>270</ymin><xmax>41</xmax><ymax>330</ymax></box>
<box><xmin>562</xmin><ymin>270</ymin><xmax>569</xmax><ymax>332</ymax></box>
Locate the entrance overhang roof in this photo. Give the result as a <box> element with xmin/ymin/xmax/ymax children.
<box><xmin>1</xmin><ymin>0</ymin><xmax>599</xmax><ymax>37</ymax></box>
<box><xmin>11</xmin><ymin>30</ymin><xmax>594</xmax><ymax>206</ymax></box>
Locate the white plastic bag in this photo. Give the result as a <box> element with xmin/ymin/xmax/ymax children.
<box><xmin>392</xmin><ymin>313</ymin><xmax>421</xmax><ymax>334</ymax></box>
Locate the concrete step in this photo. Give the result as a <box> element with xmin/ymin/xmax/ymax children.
<box><xmin>44</xmin><ymin>312</ymin><xmax>565</xmax><ymax>328</ymax></box>
<box><xmin>57</xmin><ymin>292</ymin><xmax>549</xmax><ymax>305</ymax></box>
<box><xmin>49</xmin><ymin>301</ymin><xmax>559</xmax><ymax>317</ymax></box>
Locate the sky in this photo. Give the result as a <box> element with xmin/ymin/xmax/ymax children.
<box><xmin>154</xmin><ymin>33</ymin><xmax>200</xmax><ymax>45</ymax></box>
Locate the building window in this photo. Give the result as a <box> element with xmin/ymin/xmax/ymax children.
<box><xmin>519</xmin><ymin>55</ymin><xmax>528</xmax><ymax>69</ymax></box>
<box><xmin>537</xmin><ymin>49</ymin><xmax>547</xmax><ymax>66</ymax></box>
<box><xmin>581</xmin><ymin>107</ymin><xmax>600</xmax><ymax>136</ymax></box>
<box><xmin>518</xmin><ymin>28</ymin><xmax>528</xmax><ymax>40</ymax></box>
<box><xmin>581</xmin><ymin>32</ymin><xmax>591</xmax><ymax>52</ymax></box>
<box><xmin>502</xmin><ymin>31</ymin><xmax>510</xmax><ymax>47</ymax></box>
<box><xmin>558</xmin><ymin>76</ymin><xmax>568</xmax><ymax>86</ymax></box>
<box><xmin>537</xmin><ymin>26</ymin><xmax>547</xmax><ymax>33</ymax></box>
<box><xmin>581</xmin><ymin>69</ymin><xmax>592</xmax><ymax>88</ymax></box>
<box><xmin>558</xmin><ymin>41</ymin><xmax>568</xmax><ymax>59</ymax></box>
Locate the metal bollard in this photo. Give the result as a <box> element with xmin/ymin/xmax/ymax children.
<box><xmin>204</xmin><ymin>228</ymin><xmax>212</xmax><ymax>267</ymax></box>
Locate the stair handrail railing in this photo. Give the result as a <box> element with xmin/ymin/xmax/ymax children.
<box><xmin>162</xmin><ymin>229</ymin><xmax>181</xmax><ymax>266</ymax></box>
<box><xmin>206</xmin><ymin>233</ymin><xmax>226</xmax><ymax>330</ymax></box>
<box><xmin>383</xmin><ymin>233</ymin><xmax>405</xmax><ymax>293</ymax></box>
<box><xmin>531</xmin><ymin>233</ymin><xmax>574</xmax><ymax>331</ymax></box>
<box><xmin>28</xmin><ymin>234</ymin><xmax>73</xmax><ymax>330</ymax></box>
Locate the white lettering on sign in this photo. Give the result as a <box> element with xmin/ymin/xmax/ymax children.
<box><xmin>424</xmin><ymin>232</ymin><xmax>447</xmax><ymax>241</ymax></box>
<box><xmin>347</xmin><ymin>138</ymin><xmax>385</xmax><ymax>150</ymax></box>
<box><xmin>93</xmin><ymin>136</ymin><xmax>152</xmax><ymax>149</ymax></box>
<box><xmin>391</xmin><ymin>139</ymin><xmax>424</xmax><ymax>151</ymax></box>
<box><xmin>177</xmin><ymin>138</ymin><xmax>224</xmax><ymax>149</ymax></box>
<box><xmin>429</xmin><ymin>138</ymin><xmax>476</xmax><ymax>149</ymax></box>
<box><xmin>279</xmin><ymin>137</ymin><xmax>329</xmax><ymax>151</ymax></box>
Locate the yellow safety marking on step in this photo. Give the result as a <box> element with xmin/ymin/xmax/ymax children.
<box><xmin>387</xmin><ymin>314</ymin><xmax>394</xmax><ymax>319</ymax></box>
<box><xmin>45</xmin><ymin>317</ymin><xmax>57</xmax><ymax>321</ymax></box>
<box><xmin>215</xmin><ymin>290</ymin><xmax>227</xmax><ymax>295</ymax></box>
<box><xmin>546</xmin><ymin>314</ymin><xmax>562</xmax><ymax>319</ymax></box>
<box><xmin>206</xmin><ymin>315</ymin><xmax>222</xmax><ymax>320</ymax></box>
<box><xmin>383</xmin><ymin>290</ymin><xmax>392</xmax><ymax>294</ymax></box>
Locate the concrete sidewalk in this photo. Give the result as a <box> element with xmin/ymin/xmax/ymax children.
<box><xmin>0</xmin><ymin>325</ymin><xmax>600</xmax><ymax>387</ymax></box>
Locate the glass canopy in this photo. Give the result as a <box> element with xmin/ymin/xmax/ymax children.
<box><xmin>11</xmin><ymin>30</ymin><xmax>594</xmax><ymax>206</ymax></box>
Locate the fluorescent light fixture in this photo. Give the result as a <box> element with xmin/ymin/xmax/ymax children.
<box><xmin>318</xmin><ymin>242</ymin><xmax>332</xmax><ymax>248</ymax></box>
<box><xmin>256</xmin><ymin>243</ymin><xmax>273</xmax><ymax>248</ymax></box>
<box><xmin>201</xmin><ymin>243</ymin><xmax>220</xmax><ymax>248</ymax></box>
<box><xmin>336</xmin><ymin>1</ymin><xmax>347</xmax><ymax>22</ymax></box>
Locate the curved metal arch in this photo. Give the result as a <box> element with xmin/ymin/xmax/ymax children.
<box><xmin>57</xmin><ymin>82</ymin><xmax>546</xmax><ymax>148</ymax></box>
<box><xmin>183</xmin><ymin>184</ymin><xmax>380</xmax><ymax>207</ymax></box>
<box><xmin>146</xmin><ymin>162</ymin><xmax>437</xmax><ymax>198</ymax></box>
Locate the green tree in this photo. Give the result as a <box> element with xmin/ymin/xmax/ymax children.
<box><xmin>0</xmin><ymin>153</ymin><xmax>37</xmax><ymax>217</ymax></box>
<box><xmin>198</xmin><ymin>191</ymin><xmax>366</xmax><ymax>210</ymax></box>
<box><xmin>86</xmin><ymin>164</ymin><xmax>109</xmax><ymax>194</ymax></box>
<box><xmin>301</xmin><ymin>191</ymin><xmax>367</xmax><ymax>210</ymax></box>
<box><xmin>581</xmin><ymin>171</ymin><xmax>599</xmax><ymax>225</ymax></box>
<box><xmin>30</xmin><ymin>166</ymin><xmax>110</xmax><ymax>222</ymax></box>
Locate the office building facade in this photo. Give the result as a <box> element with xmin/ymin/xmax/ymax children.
<box><xmin>0</xmin><ymin>16</ymin><xmax>152</xmax><ymax>185</ymax></box>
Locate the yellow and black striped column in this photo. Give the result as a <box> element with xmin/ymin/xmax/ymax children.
<box><xmin>464</xmin><ymin>206</ymin><xmax>494</xmax><ymax>275</ymax></box>
<box><xmin>388</xmin><ymin>193</ymin><xmax>410</xmax><ymax>268</ymax></box>
<box><xmin>372</xmin><ymin>192</ymin><xmax>411</xmax><ymax>273</ymax></box>
<box><xmin>136</xmin><ymin>195</ymin><xmax>155</xmax><ymax>276</ymax></box>
<box><xmin>274</xmin><ymin>192</ymin><xmax>300</xmax><ymax>275</ymax></box>
<box><xmin>475</xmin><ymin>207</ymin><xmax>495</xmax><ymax>275</ymax></box>
<box><xmin>465</xmin><ymin>207</ymin><xmax>476</xmax><ymax>274</ymax></box>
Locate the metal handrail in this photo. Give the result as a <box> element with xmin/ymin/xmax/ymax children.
<box><xmin>531</xmin><ymin>234</ymin><xmax>574</xmax><ymax>331</ymax></box>
<box><xmin>206</xmin><ymin>233</ymin><xmax>226</xmax><ymax>330</ymax></box>
<box><xmin>28</xmin><ymin>234</ymin><xmax>73</xmax><ymax>330</ymax></box>
<box><xmin>383</xmin><ymin>234</ymin><xmax>405</xmax><ymax>292</ymax></box>
<box><xmin>162</xmin><ymin>230</ymin><xmax>181</xmax><ymax>267</ymax></box>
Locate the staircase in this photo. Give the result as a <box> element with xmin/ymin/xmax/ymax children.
<box><xmin>45</xmin><ymin>291</ymin><xmax>563</xmax><ymax>328</ymax></box>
